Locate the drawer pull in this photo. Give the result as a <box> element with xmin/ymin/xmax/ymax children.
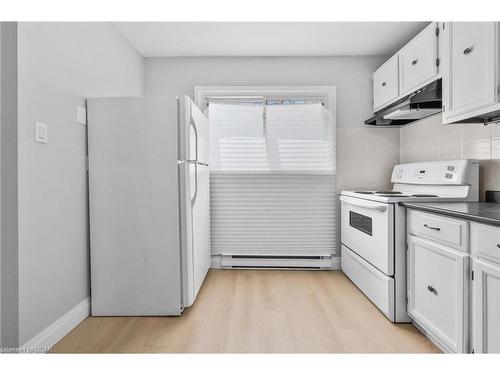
<box><xmin>412</xmin><ymin>59</ymin><xmax>418</xmax><ymax>66</ymax></box>
<box><xmin>463</xmin><ymin>47</ymin><xmax>473</xmax><ymax>55</ymax></box>
<box><xmin>427</xmin><ymin>285</ymin><xmax>438</xmax><ymax>295</ymax></box>
<box><xmin>381</xmin><ymin>82</ymin><xmax>386</xmax><ymax>87</ymax></box>
<box><xmin>424</xmin><ymin>224</ymin><xmax>441</xmax><ymax>231</ymax></box>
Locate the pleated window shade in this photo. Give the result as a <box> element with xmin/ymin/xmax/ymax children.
<box><xmin>208</xmin><ymin>100</ymin><xmax>336</xmax><ymax>258</ymax></box>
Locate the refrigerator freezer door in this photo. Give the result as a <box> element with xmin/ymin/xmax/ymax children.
<box><xmin>179</xmin><ymin>97</ymin><xmax>211</xmax><ymax>307</ymax></box>
<box><xmin>88</xmin><ymin>96</ymin><xmax>182</xmax><ymax>316</ymax></box>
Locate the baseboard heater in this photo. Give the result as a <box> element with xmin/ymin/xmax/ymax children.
<box><xmin>216</xmin><ymin>255</ymin><xmax>337</xmax><ymax>269</ymax></box>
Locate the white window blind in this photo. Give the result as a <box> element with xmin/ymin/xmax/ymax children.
<box><xmin>266</xmin><ymin>103</ymin><xmax>333</xmax><ymax>171</ymax></box>
<box><xmin>208</xmin><ymin>99</ymin><xmax>336</xmax><ymax>259</ymax></box>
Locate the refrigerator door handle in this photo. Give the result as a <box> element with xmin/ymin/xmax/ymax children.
<box><xmin>177</xmin><ymin>160</ymin><xmax>208</xmax><ymax>166</ymax></box>
<box><xmin>178</xmin><ymin>160</ymin><xmax>199</xmax><ymax>204</ymax></box>
<box><xmin>190</xmin><ymin>118</ymin><xmax>199</xmax><ymax>162</ymax></box>
<box><xmin>192</xmin><ymin>162</ymin><xmax>198</xmax><ymax>204</ymax></box>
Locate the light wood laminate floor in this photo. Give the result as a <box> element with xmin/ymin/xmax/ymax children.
<box><xmin>52</xmin><ymin>270</ymin><xmax>440</xmax><ymax>353</ymax></box>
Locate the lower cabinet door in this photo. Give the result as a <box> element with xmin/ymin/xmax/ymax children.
<box><xmin>473</xmin><ymin>258</ymin><xmax>500</xmax><ymax>353</ymax></box>
<box><xmin>407</xmin><ymin>235</ymin><xmax>469</xmax><ymax>353</ymax></box>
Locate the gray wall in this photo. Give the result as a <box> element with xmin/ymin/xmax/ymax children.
<box><xmin>145</xmin><ymin>56</ymin><xmax>381</xmax><ymax>129</ymax></box>
<box><xmin>17</xmin><ymin>22</ymin><xmax>144</xmax><ymax>345</ymax></box>
<box><xmin>144</xmin><ymin>56</ymin><xmax>401</xmax><ymax>260</ymax></box>
<box><xmin>1</xmin><ymin>22</ymin><xmax>19</xmax><ymax>349</ymax></box>
<box><xmin>144</xmin><ymin>56</ymin><xmax>400</xmax><ymax>192</ymax></box>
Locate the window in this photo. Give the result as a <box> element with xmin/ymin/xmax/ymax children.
<box><xmin>208</xmin><ymin>100</ymin><xmax>333</xmax><ymax>172</ymax></box>
<box><xmin>198</xmin><ymin>87</ymin><xmax>336</xmax><ymax>262</ymax></box>
<box><xmin>208</xmin><ymin>102</ymin><xmax>268</xmax><ymax>170</ymax></box>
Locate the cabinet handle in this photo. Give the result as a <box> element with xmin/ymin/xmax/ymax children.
<box><xmin>381</xmin><ymin>82</ymin><xmax>386</xmax><ymax>87</ymax></box>
<box><xmin>496</xmin><ymin>244</ymin><xmax>500</xmax><ymax>248</ymax></box>
<box><xmin>463</xmin><ymin>47</ymin><xmax>473</xmax><ymax>55</ymax></box>
<box><xmin>427</xmin><ymin>285</ymin><xmax>438</xmax><ymax>295</ymax></box>
<box><xmin>424</xmin><ymin>224</ymin><xmax>441</xmax><ymax>231</ymax></box>
<box><xmin>412</xmin><ymin>59</ymin><xmax>418</xmax><ymax>66</ymax></box>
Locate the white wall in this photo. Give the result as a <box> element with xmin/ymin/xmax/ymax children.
<box><xmin>144</xmin><ymin>56</ymin><xmax>400</xmax><ymax>192</ymax></box>
<box><xmin>17</xmin><ymin>22</ymin><xmax>144</xmax><ymax>345</ymax></box>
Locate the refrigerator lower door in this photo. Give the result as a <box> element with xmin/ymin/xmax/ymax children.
<box><xmin>179</xmin><ymin>161</ymin><xmax>211</xmax><ymax>307</ymax></box>
<box><xmin>88</xmin><ymin>96</ymin><xmax>182</xmax><ymax>316</ymax></box>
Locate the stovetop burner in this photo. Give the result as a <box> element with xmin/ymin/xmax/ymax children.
<box><xmin>411</xmin><ymin>194</ymin><xmax>438</xmax><ymax>198</ymax></box>
<box><xmin>375</xmin><ymin>191</ymin><xmax>403</xmax><ymax>194</ymax></box>
<box><xmin>354</xmin><ymin>191</ymin><xmax>375</xmax><ymax>194</ymax></box>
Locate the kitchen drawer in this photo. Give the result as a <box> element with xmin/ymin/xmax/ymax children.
<box><xmin>471</xmin><ymin>221</ymin><xmax>500</xmax><ymax>264</ymax></box>
<box><xmin>408</xmin><ymin>209</ymin><xmax>468</xmax><ymax>252</ymax></box>
<box><xmin>373</xmin><ymin>54</ymin><xmax>399</xmax><ymax>111</ymax></box>
<box><xmin>341</xmin><ymin>245</ymin><xmax>395</xmax><ymax>321</ymax></box>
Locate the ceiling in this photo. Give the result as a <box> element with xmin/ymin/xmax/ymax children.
<box><xmin>114</xmin><ymin>22</ymin><xmax>430</xmax><ymax>57</ymax></box>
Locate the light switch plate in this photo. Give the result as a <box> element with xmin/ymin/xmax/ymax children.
<box><xmin>35</xmin><ymin>121</ymin><xmax>48</xmax><ymax>143</ymax></box>
<box><xmin>76</xmin><ymin>105</ymin><xmax>87</xmax><ymax>125</ymax></box>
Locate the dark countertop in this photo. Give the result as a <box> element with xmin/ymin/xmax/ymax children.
<box><xmin>400</xmin><ymin>202</ymin><xmax>500</xmax><ymax>226</ymax></box>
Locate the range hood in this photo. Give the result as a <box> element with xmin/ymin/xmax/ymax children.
<box><xmin>365</xmin><ymin>80</ymin><xmax>442</xmax><ymax>127</ymax></box>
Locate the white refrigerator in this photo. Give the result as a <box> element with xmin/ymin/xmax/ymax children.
<box><xmin>87</xmin><ymin>95</ymin><xmax>210</xmax><ymax>315</ymax></box>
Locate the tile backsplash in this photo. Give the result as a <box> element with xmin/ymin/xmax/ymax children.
<box><xmin>336</xmin><ymin>127</ymin><xmax>400</xmax><ymax>192</ymax></box>
<box><xmin>400</xmin><ymin>114</ymin><xmax>500</xmax><ymax>201</ymax></box>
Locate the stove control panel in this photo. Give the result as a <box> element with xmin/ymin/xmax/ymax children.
<box><xmin>414</xmin><ymin>169</ymin><xmax>427</xmax><ymax>179</ymax></box>
<box><xmin>391</xmin><ymin>159</ymin><xmax>478</xmax><ymax>185</ymax></box>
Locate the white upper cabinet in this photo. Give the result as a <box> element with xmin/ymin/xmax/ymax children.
<box><xmin>371</xmin><ymin>22</ymin><xmax>439</xmax><ymax>113</ymax></box>
<box><xmin>442</xmin><ymin>22</ymin><xmax>500</xmax><ymax>124</ymax></box>
<box><xmin>399</xmin><ymin>22</ymin><xmax>439</xmax><ymax>97</ymax></box>
<box><xmin>373</xmin><ymin>54</ymin><xmax>399</xmax><ymax>111</ymax></box>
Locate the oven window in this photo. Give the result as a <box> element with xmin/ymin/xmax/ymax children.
<box><xmin>349</xmin><ymin>211</ymin><xmax>373</xmax><ymax>236</ymax></box>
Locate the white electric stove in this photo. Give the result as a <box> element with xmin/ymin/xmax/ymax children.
<box><xmin>340</xmin><ymin>159</ymin><xmax>479</xmax><ymax>322</ymax></box>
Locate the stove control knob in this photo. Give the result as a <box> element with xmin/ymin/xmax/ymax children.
<box><xmin>447</xmin><ymin>165</ymin><xmax>455</xmax><ymax>171</ymax></box>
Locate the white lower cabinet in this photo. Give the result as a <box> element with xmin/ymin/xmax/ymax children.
<box><xmin>407</xmin><ymin>234</ymin><xmax>469</xmax><ymax>353</ymax></box>
<box><xmin>407</xmin><ymin>209</ymin><xmax>500</xmax><ymax>353</ymax></box>
<box><xmin>472</xmin><ymin>258</ymin><xmax>500</xmax><ymax>353</ymax></box>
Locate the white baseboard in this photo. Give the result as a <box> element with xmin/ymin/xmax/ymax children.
<box><xmin>211</xmin><ymin>255</ymin><xmax>341</xmax><ymax>270</ymax></box>
<box><xmin>21</xmin><ymin>297</ymin><xmax>90</xmax><ymax>353</ymax></box>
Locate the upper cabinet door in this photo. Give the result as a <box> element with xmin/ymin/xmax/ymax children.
<box><xmin>373</xmin><ymin>54</ymin><xmax>399</xmax><ymax>111</ymax></box>
<box><xmin>399</xmin><ymin>22</ymin><xmax>439</xmax><ymax>96</ymax></box>
<box><xmin>443</xmin><ymin>22</ymin><xmax>498</xmax><ymax>122</ymax></box>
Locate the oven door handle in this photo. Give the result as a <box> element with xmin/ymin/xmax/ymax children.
<box><xmin>340</xmin><ymin>197</ymin><xmax>387</xmax><ymax>212</ymax></box>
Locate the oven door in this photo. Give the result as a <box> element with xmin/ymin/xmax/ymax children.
<box><xmin>340</xmin><ymin>195</ymin><xmax>394</xmax><ymax>275</ymax></box>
